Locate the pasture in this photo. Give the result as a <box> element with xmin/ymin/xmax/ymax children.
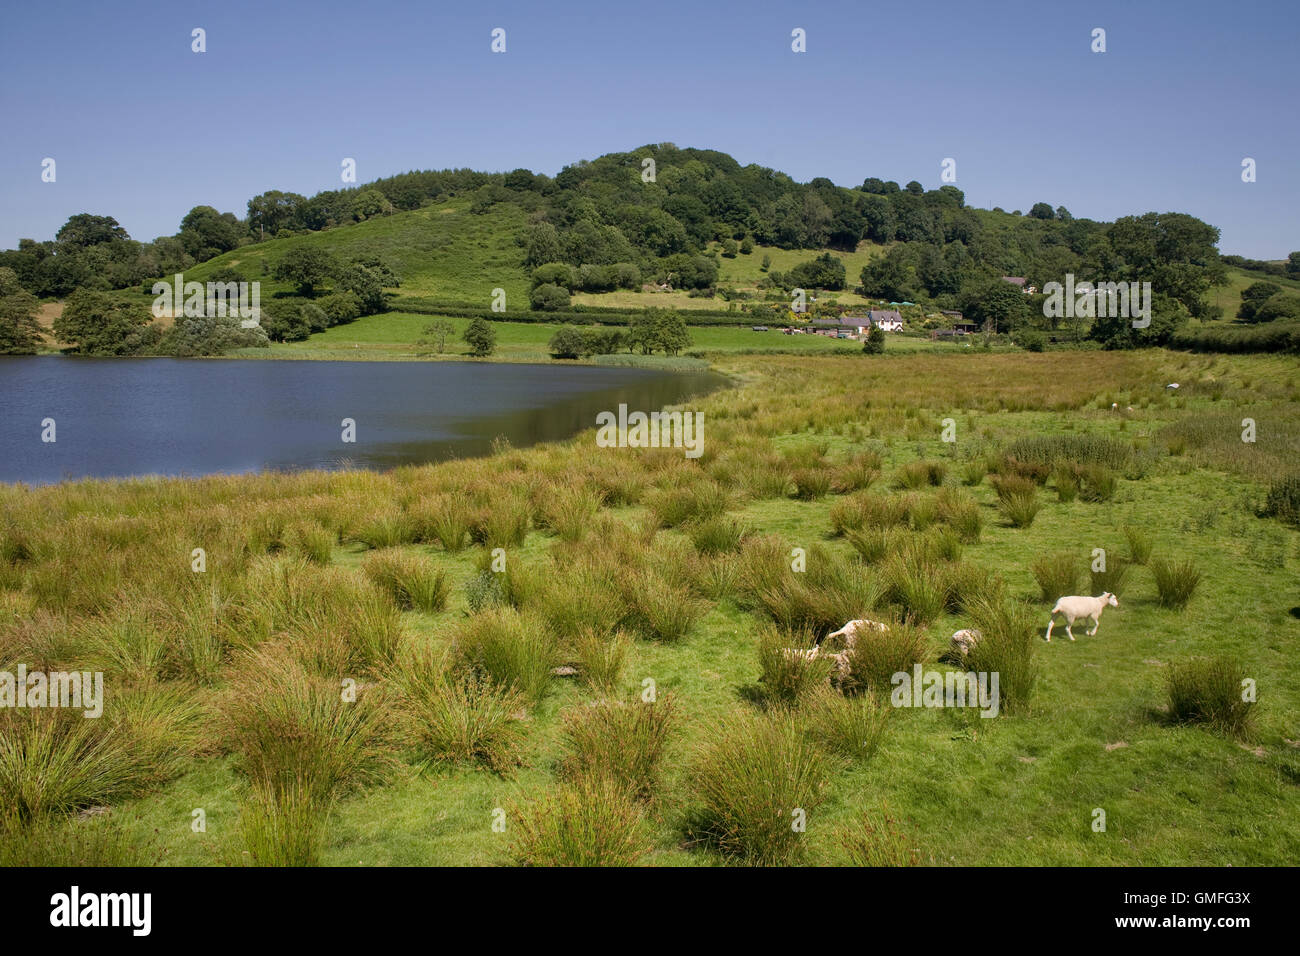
<box><xmin>2</xmin><ymin>349</ymin><xmax>1298</xmax><ymax>866</ymax></box>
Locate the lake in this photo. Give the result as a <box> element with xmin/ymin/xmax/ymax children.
<box><xmin>0</xmin><ymin>357</ymin><xmax>727</xmax><ymax>485</ymax></box>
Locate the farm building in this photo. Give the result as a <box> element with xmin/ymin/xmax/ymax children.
<box><xmin>866</xmin><ymin>309</ymin><xmax>904</xmax><ymax>332</ymax></box>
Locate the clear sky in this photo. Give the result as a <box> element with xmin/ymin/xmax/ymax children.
<box><xmin>1</xmin><ymin>0</ymin><xmax>1295</xmax><ymax>258</ymax></box>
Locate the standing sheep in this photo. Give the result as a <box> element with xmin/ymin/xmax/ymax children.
<box><xmin>1045</xmin><ymin>593</ymin><xmax>1118</xmax><ymax>642</ymax></box>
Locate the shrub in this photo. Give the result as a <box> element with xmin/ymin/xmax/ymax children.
<box><xmin>559</xmin><ymin>696</ymin><xmax>676</xmax><ymax>800</ymax></box>
<box><xmin>960</xmin><ymin>459</ymin><xmax>987</xmax><ymax>487</ymax></box>
<box><xmin>1151</xmin><ymin>556</ymin><xmax>1201</xmax><ymax>609</ymax></box>
<box><xmin>1031</xmin><ymin>551</ymin><xmax>1081</xmax><ymax>602</ymax></box>
<box><xmin>688</xmin><ymin>711</ymin><xmax>830</xmax><ymax>865</ymax></box>
<box><xmin>936</xmin><ymin>488</ymin><xmax>983</xmax><ymax>543</ymax></box>
<box><xmin>362</xmin><ymin>549</ymin><xmax>450</xmax><ymax>612</ymax></box>
<box><xmin>508</xmin><ymin>778</ymin><xmax>652</xmax><ymax>867</ymax></box>
<box><xmin>845</xmin><ymin>526</ymin><xmax>903</xmax><ymax>564</ymax></box>
<box><xmin>1262</xmin><ymin>475</ymin><xmax>1300</xmax><ymax>526</ymax></box>
<box><xmin>538</xmin><ymin>485</ymin><xmax>603</xmax><ymax>542</ymax></box>
<box><xmin>452</xmin><ymin>607</ymin><xmax>558</xmax><ymax>705</ymax></box>
<box><xmin>1167</xmin><ymin>656</ymin><xmax>1255</xmax><ymax>737</ymax></box>
<box><xmin>896</xmin><ymin>460</ymin><xmax>946</xmax><ymax>489</ymax></box>
<box><xmin>284</xmin><ymin>520</ymin><xmax>334</xmax><ymax>563</ymax></box>
<box><xmin>622</xmin><ymin>566</ymin><xmax>706</xmax><ymax>641</ymax></box>
<box><xmin>880</xmin><ymin>557</ymin><xmax>946</xmax><ymax>627</ymax></box>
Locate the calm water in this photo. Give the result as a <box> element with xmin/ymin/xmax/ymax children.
<box><xmin>0</xmin><ymin>357</ymin><xmax>726</xmax><ymax>484</ymax></box>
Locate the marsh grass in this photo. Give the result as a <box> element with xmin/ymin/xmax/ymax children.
<box><xmin>1151</xmin><ymin>557</ymin><xmax>1202</xmax><ymax>609</ymax></box>
<box><xmin>756</xmin><ymin>623</ymin><xmax>833</xmax><ymax>706</ymax></box>
<box><xmin>687</xmin><ymin>710</ymin><xmax>830</xmax><ymax>865</ymax></box>
<box><xmin>845</xmin><ymin>618</ymin><xmax>928</xmax><ymax>695</ymax></box>
<box><xmin>453</xmin><ymin>607</ymin><xmax>558</xmax><ymax>705</ymax></box>
<box><xmin>508</xmin><ymin>777</ymin><xmax>652</xmax><ymax>867</ymax></box>
<box><xmin>965</xmin><ymin>595</ymin><xmax>1039</xmax><ymax>715</ymax></box>
<box><xmin>1031</xmin><ymin>551</ymin><xmax>1081</xmax><ymax>602</ymax></box>
<box><xmin>559</xmin><ymin>696</ymin><xmax>676</xmax><ymax>800</ymax></box>
<box><xmin>1167</xmin><ymin>656</ymin><xmax>1255</xmax><ymax>737</ymax></box>
<box><xmin>394</xmin><ymin>648</ymin><xmax>526</xmax><ymax>772</ymax></box>
<box><xmin>361</xmin><ymin>549</ymin><xmax>450</xmax><ymax>612</ymax></box>
<box><xmin>804</xmin><ymin>687</ymin><xmax>890</xmax><ymax>761</ymax></box>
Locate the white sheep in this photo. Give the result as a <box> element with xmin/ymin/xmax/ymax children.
<box><xmin>822</xmin><ymin>618</ymin><xmax>888</xmax><ymax>651</ymax></box>
<box><xmin>1045</xmin><ymin>593</ymin><xmax>1118</xmax><ymax>642</ymax></box>
<box><xmin>779</xmin><ymin>646</ymin><xmax>851</xmax><ymax>684</ymax></box>
<box><xmin>950</xmin><ymin>628</ymin><xmax>983</xmax><ymax>656</ymax></box>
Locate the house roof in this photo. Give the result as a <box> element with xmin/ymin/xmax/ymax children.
<box><xmin>867</xmin><ymin>309</ymin><xmax>903</xmax><ymax>323</ymax></box>
<box><xmin>1001</xmin><ymin>276</ymin><xmax>1027</xmax><ymax>286</ymax></box>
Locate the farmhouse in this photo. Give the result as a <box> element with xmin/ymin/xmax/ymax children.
<box><xmin>866</xmin><ymin>309</ymin><xmax>904</xmax><ymax>332</ymax></box>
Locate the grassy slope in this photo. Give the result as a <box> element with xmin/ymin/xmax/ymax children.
<box><xmin>7</xmin><ymin>350</ymin><xmax>1299</xmax><ymax>866</ymax></box>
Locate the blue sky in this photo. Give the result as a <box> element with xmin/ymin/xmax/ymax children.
<box><xmin>1</xmin><ymin>0</ymin><xmax>1296</xmax><ymax>257</ymax></box>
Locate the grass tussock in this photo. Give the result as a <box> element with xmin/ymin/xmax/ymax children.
<box><xmin>508</xmin><ymin>777</ymin><xmax>652</xmax><ymax>867</ymax></box>
<box><xmin>559</xmin><ymin>696</ymin><xmax>676</xmax><ymax>800</ymax></box>
<box><xmin>687</xmin><ymin>710</ymin><xmax>831</xmax><ymax>865</ymax></box>
<box><xmin>1167</xmin><ymin>656</ymin><xmax>1255</xmax><ymax>737</ymax></box>
<box><xmin>361</xmin><ymin>548</ymin><xmax>450</xmax><ymax>613</ymax></box>
<box><xmin>1151</xmin><ymin>556</ymin><xmax>1202</xmax><ymax>609</ymax></box>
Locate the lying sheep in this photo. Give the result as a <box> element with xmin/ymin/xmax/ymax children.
<box><xmin>950</xmin><ymin>628</ymin><xmax>983</xmax><ymax>657</ymax></box>
<box><xmin>821</xmin><ymin>618</ymin><xmax>889</xmax><ymax>651</ymax></box>
<box><xmin>1045</xmin><ymin>592</ymin><xmax>1118</xmax><ymax>642</ymax></box>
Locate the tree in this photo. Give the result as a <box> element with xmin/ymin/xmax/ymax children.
<box><xmin>178</xmin><ymin>206</ymin><xmax>241</xmax><ymax>260</ymax></box>
<box><xmin>1238</xmin><ymin>281</ymin><xmax>1282</xmax><ymax>321</ymax></box>
<box><xmin>247</xmin><ymin>191</ymin><xmax>306</xmax><ymax>238</ymax></box>
<box><xmin>418</xmin><ymin>319</ymin><xmax>455</xmax><ymax>354</ymax></box>
<box><xmin>548</xmin><ymin>325</ymin><xmax>586</xmax><ymax>359</ymax></box>
<box><xmin>530</xmin><ymin>282</ymin><xmax>570</xmax><ymax>311</ymax></box>
<box><xmin>463</xmin><ymin>317</ymin><xmax>497</xmax><ymax>356</ymax></box>
<box><xmin>786</xmin><ymin>252</ymin><xmax>846</xmax><ymax>291</ymax></box>
<box><xmin>1029</xmin><ymin>203</ymin><xmax>1055</xmax><ymax>220</ymax></box>
<box><xmin>273</xmin><ymin>247</ymin><xmax>337</xmax><ymax>296</ymax></box>
<box><xmin>862</xmin><ymin>325</ymin><xmax>885</xmax><ymax>354</ymax></box>
<box><xmin>0</xmin><ymin>267</ymin><xmax>42</xmax><ymax>353</ymax></box>
<box><xmin>1288</xmin><ymin>251</ymin><xmax>1300</xmax><ymax>276</ymax></box>
<box><xmin>54</xmin><ymin>289</ymin><xmax>160</xmax><ymax>355</ymax></box>
<box><xmin>1252</xmin><ymin>293</ymin><xmax>1300</xmax><ymax>323</ymax></box>
<box><xmin>55</xmin><ymin>214</ymin><xmax>128</xmax><ymax>248</ymax></box>
<box><xmin>962</xmin><ymin>277</ymin><xmax>1030</xmax><ymax>335</ymax></box>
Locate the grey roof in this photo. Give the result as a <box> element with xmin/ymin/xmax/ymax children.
<box><xmin>867</xmin><ymin>309</ymin><xmax>903</xmax><ymax>323</ymax></box>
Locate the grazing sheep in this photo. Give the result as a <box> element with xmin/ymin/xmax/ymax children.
<box><xmin>822</xmin><ymin>618</ymin><xmax>888</xmax><ymax>650</ymax></box>
<box><xmin>950</xmin><ymin>628</ymin><xmax>983</xmax><ymax>656</ymax></box>
<box><xmin>1045</xmin><ymin>593</ymin><xmax>1118</xmax><ymax>642</ymax></box>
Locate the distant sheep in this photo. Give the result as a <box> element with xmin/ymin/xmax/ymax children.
<box><xmin>1045</xmin><ymin>593</ymin><xmax>1118</xmax><ymax>642</ymax></box>
<box><xmin>822</xmin><ymin>619</ymin><xmax>889</xmax><ymax>651</ymax></box>
<box><xmin>950</xmin><ymin>628</ymin><xmax>983</xmax><ymax>656</ymax></box>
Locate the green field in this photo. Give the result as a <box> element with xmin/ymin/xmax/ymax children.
<box><xmin>3</xmin><ymin>348</ymin><xmax>1299</xmax><ymax>867</ymax></box>
<box><xmin>253</xmin><ymin>310</ymin><xmax>951</xmax><ymax>362</ymax></box>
